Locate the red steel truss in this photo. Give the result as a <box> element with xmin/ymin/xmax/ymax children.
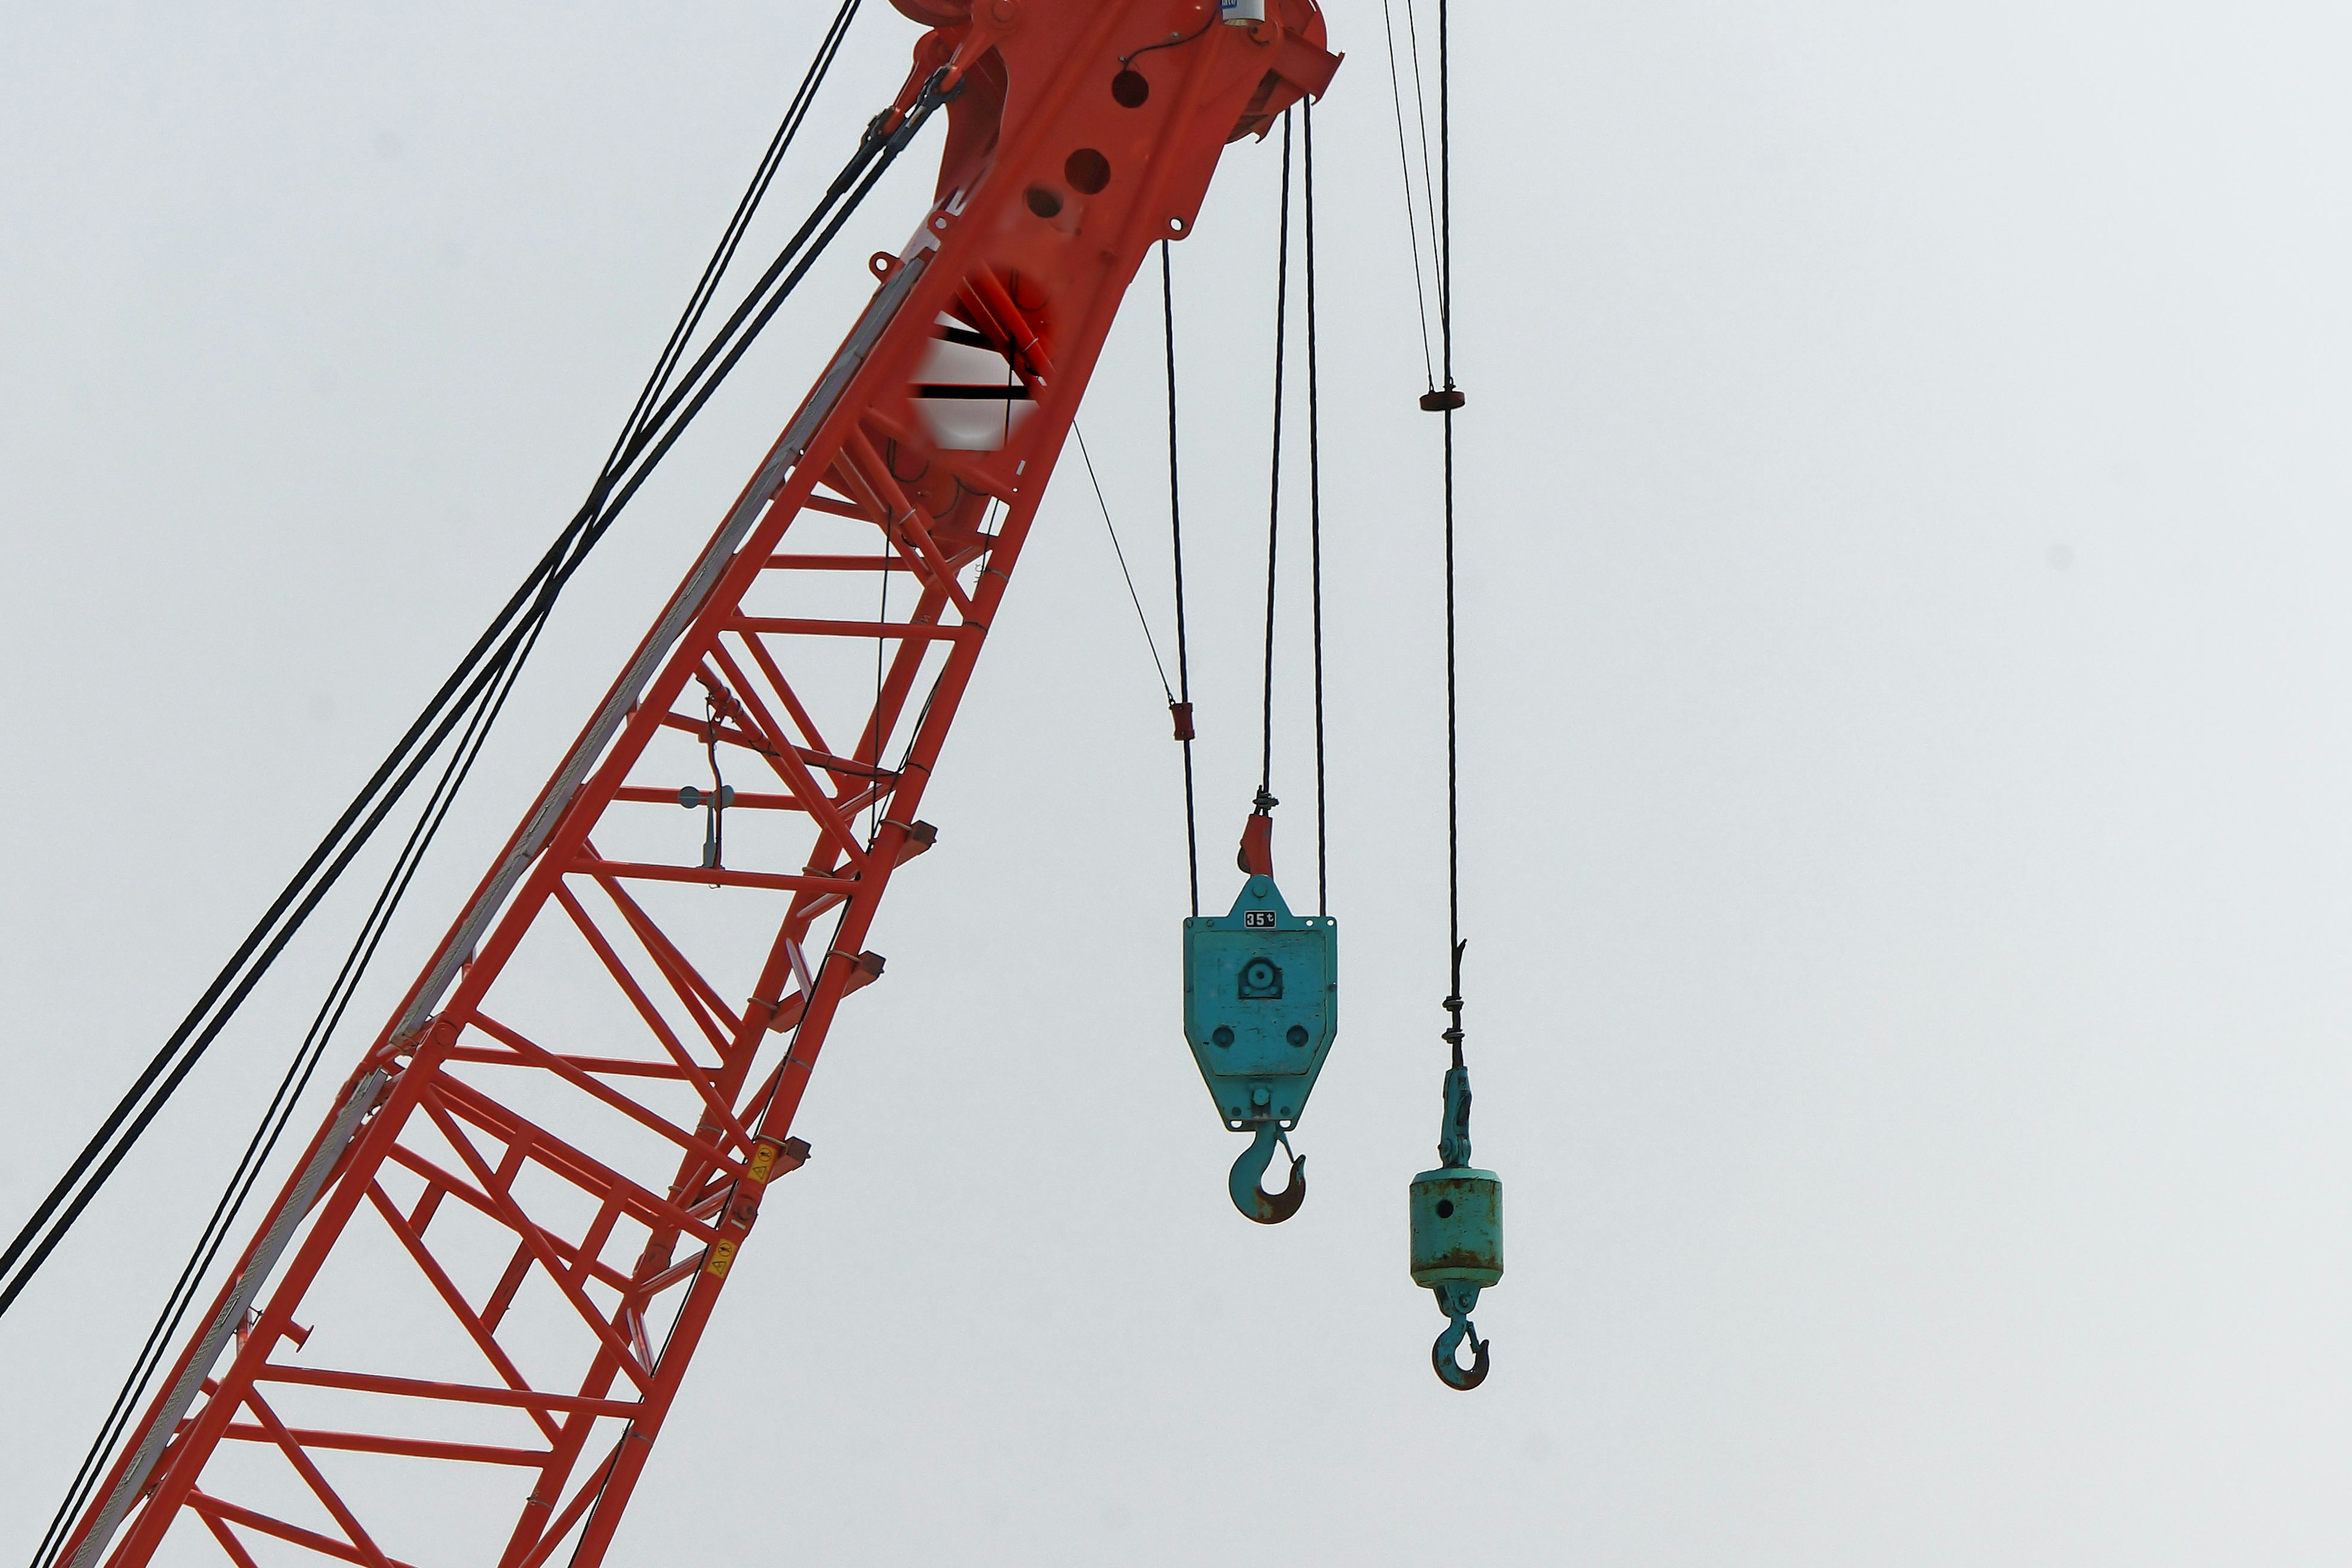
<box><xmin>58</xmin><ymin>3</ymin><xmax>1338</xmax><ymax>1564</ymax></box>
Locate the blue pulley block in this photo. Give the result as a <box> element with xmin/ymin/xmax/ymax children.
<box><xmin>1182</xmin><ymin>873</ymin><xmax>1336</xmax><ymax>1222</ymax></box>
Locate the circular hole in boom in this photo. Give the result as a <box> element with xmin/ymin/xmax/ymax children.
<box><xmin>1112</xmin><ymin>69</ymin><xmax>1150</xmax><ymax>107</ymax></box>
<box><xmin>1025</xmin><ymin>185</ymin><xmax>1063</xmax><ymax>219</ymax></box>
<box><xmin>1065</xmin><ymin>148</ymin><xmax>1110</xmax><ymax>194</ymax></box>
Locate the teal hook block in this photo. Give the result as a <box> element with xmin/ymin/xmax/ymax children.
<box><xmin>1182</xmin><ymin>874</ymin><xmax>1338</xmax><ymax>1131</ymax></box>
<box><xmin>1414</xmin><ymin>1055</ymin><xmax>1500</xmax><ymax>1386</ymax></box>
<box><xmin>1412</xmin><ymin>1164</ymin><xmax>1501</xmax><ymax>1388</ymax></box>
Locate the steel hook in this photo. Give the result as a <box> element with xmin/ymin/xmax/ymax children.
<box><xmin>1432</xmin><ymin>1313</ymin><xmax>1490</xmax><ymax>1391</ymax></box>
<box><xmin>1227</xmin><ymin>1121</ymin><xmax>1306</xmax><ymax>1224</ymax></box>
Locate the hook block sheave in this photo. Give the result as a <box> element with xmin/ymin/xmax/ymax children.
<box><xmin>58</xmin><ymin>2</ymin><xmax>1340</xmax><ymax>1566</ymax></box>
<box><xmin>1182</xmin><ymin>873</ymin><xmax>1337</xmax><ymax>1132</ymax></box>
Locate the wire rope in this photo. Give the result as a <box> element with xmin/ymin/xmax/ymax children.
<box><xmin>1257</xmin><ymin>111</ymin><xmax>1294</xmax><ymax>807</ymax></box>
<box><xmin>29</xmin><ymin>609</ymin><xmax>548</xmax><ymax>1568</ymax></box>
<box><xmin>1072</xmin><ymin>424</ymin><xmax>1174</xmax><ymax>704</ymax></box>
<box><xmin>1434</xmin><ymin>0</ymin><xmax>1468</xmax><ymax>1066</ymax></box>
<box><xmin>1378</xmin><ymin>0</ymin><xmax>1438</xmax><ymax>388</ymax></box>
<box><xmin>1401</xmin><ymin>0</ymin><xmax>1444</xmax><ymax>304</ymax></box>
<box><xmin>22</xmin><ymin>42</ymin><xmax>960</xmax><ymax>1562</ymax></box>
<box><xmin>1303</xmin><ymin>102</ymin><xmax>1327</xmax><ymax>918</ymax></box>
<box><xmin>0</xmin><ymin>53</ymin><xmax>942</xmax><ymax>1333</ymax></box>
<box><xmin>1163</xmin><ymin>243</ymin><xmax>1200</xmax><ymax>917</ymax></box>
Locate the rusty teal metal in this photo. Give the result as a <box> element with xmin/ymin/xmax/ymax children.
<box><xmin>1414</xmin><ymin>1064</ymin><xmax>1501</xmax><ymax>1388</ymax></box>
<box><xmin>1182</xmin><ymin>873</ymin><xmax>1336</xmax><ymax>1221</ymax></box>
<box><xmin>1408</xmin><ymin>1166</ymin><xmax>1504</xmax><ymax>1289</ymax></box>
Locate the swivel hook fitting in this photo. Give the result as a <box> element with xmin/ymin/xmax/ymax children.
<box><xmin>1227</xmin><ymin>1121</ymin><xmax>1306</xmax><ymax>1224</ymax></box>
<box><xmin>1430</xmin><ymin>1280</ymin><xmax>1490</xmax><ymax>1391</ymax></box>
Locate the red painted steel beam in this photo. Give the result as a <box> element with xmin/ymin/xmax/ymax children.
<box><xmin>59</xmin><ymin>1</ymin><xmax>1338</xmax><ymax>1564</ymax></box>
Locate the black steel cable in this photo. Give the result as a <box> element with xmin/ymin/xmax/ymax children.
<box><xmin>0</xmin><ymin>619</ymin><xmax>540</xmax><ymax>1325</ymax></box>
<box><xmin>0</xmin><ymin>31</ymin><xmax>935</xmax><ymax>1332</ymax></box>
<box><xmin>30</xmin><ymin>606</ymin><xmax>545</xmax><ymax>1568</ymax></box>
<box><xmin>1378</xmin><ymin>0</ymin><xmax>1437</xmax><ymax>388</ymax></box>
<box><xmin>618</xmin><ymin>0</ymin><xmax>863</xmax><ymax>467</ymax></box>
<box><xmin>0</xmin><ymin>567</ymin><xmax>547</xmax><ymax>1309</ymax></box>
<box><xmin>586</xmin><ymin>94</ymin><xmax>927</xmax><ymax>520</ymax></box>
<box><xmin>27</xmin><ymin>628</ymin><xmax>529</xmax><ymax>1561</ymax></box>
<box><xmin>1259</xmin><ymin>111</ymin><xmax>1294</xmax><ymax>805</ymax></box>
<box><xmin>1402</xmin><ymin>0</ymin><xmax>1444</xmax><ymax>306</ymax></box>
<box><xmin>0</xmin><ymin>81</ymin><xmax>920</xmax><ymax>1326</ymax></box>
<box><xmin>1072</xmin><ymin>423</ymin><xmax>1174</xmax><ymax>704</ymax></box>
<box><xmin>1</xmin><ymin>88</ymin><xmax>929</xmax><ymax>1326</ymax></box>
<box><xmin>1303</xmin><ymin>103</ymin><xmax>1327</xmax><ymax>919</ymax></box>
<box><xmin>21</xmin><ymin>61</ymin><xmax>952</xmax><ymax>1562</ymax></box>
<box><xmin>1120</xmin><ymin>12</ymin><xmax>1217</xmax><ymax>66</ymax></box>
<box><xmin>1438</xmin><ymin>0</ymin><xmax>1455</xmax><ymax>386</ymax></box>
<box><xmin>1163</xmin><ymin>242</ymin><xmax>1200</xmax><ymax>917</ymax></box>
<box><xmin>1436</xmin><ymin>0</ymin><xmax>1466</xmax><ymax>1068</ymax></box>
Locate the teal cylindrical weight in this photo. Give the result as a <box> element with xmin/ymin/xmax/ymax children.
<box><xmin>1409</xmin><ymin>1167</ymin><xmax>1503</xmax><ymax>1287</ymax></box>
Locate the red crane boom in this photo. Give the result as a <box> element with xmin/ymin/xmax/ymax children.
<box><xmin>59</xmin><ymin>2</ymin><xmax>1338</xmax><ymax>1562</ymax></box>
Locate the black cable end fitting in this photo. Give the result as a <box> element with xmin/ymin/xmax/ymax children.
<box><xmin>1419</xmin><ymin>386</ymin><xmax>1466</xmax><ymax>412</ymax></box>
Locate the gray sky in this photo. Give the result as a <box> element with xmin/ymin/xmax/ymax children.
<box><xmin>6</xmin><ymin>1</ymin><xmax>2352</xmax><ymax>1563</ymax></box>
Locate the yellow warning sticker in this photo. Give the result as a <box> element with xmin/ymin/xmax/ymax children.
<box><xmin>706</xmin><ymin>1240</ymin><xmax>738</xmax><ymax>1278</ymax></box>
<box><xmin>747</xmin><ymin>1144</ymin><xmax>776</xmax><ymax>1183</ymax></box>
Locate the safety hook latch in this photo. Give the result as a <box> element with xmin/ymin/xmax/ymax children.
<box><xmin>1227</xmin><ymin>1120</ymin><xmax>1306</xmax><ymax>1225</ymax></box>
<box><xmin>1432</xmin><ymin>1310</ymin><xmax>1490</xmax><ymax>1391</ymax></box>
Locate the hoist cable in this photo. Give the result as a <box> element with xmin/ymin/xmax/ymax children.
<box><xmin>29</xmin><ymin>58</ymin><xmax>951</xmax><ymax>1567</ymax></box>
<box><xmin>1303</xmin><ymin>102</ymin><xmax>1327</xmax><ymax>919</ymax></box>
<box><xmin>0</xmin><ymin>67</ymin><xmax>934</xmax><ymax>1332</ymax></box>
<box><xmin>1377</xmin><ymin>0</ymin><xmax>1438</xmax><ymax>388</ymax></box>
<box><xmin>27</xmin><ymin>61</ymin><xmax>937</xmax><ymax>1561</ymax></box>
<box><xmin>16</xmin><ymin>100</ymin><xmax>944</xmax><ymax>1568</ymax></box>
<box><xmin>28</xmin><ymin>615</ymin><xmax>544</xmax><ymax>1568</ymax></box>
<box><xmin>1072</xmin><ymin>423</ymin><xmax>1174</xmax><ymax>704</ymax></box>
<box><xmin>1402</xmin><ymin>0</ymin><xmax>1445</xmax><ymax>304</ymax></box>
<box><xmin>618</xmin><ymin>0</ymin><xmax>862</xmax><ymax>466</ymax></box>
<box><xmin>1438</xmin><ymin>0</ymin><xmax>1456</xmax><ymax>386</ymax></box>
<box><xmin>1164</xmin><ymin>242</ymin><xmax>1200</xmax><ymax>917</ymax></box>
<box><xmin>0</xmin><ymin>615</ymin><xmax>547</xmax><ymax>1326</ymax></box>
<box><xmin>1259</xmin><ymin>110</ymin><xmax>1294</xmax><ymax>804</ymax></box>
<box><xmin>1436</xmin><ymin>0</ymin><xmax>1466</xmax><ymax>1066</ymax></box>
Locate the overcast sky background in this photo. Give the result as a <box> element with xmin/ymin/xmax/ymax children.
<box><xmin>6</xmin><ymin>1</ymin><xmax>2352</xmax><ymax>1562</ymax></box>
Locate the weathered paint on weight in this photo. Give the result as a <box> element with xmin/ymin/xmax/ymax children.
<box><xmin>1408</xmin><ymin>1167</ymin><xmax>1504</xmax><ymax>1286</ymax></box>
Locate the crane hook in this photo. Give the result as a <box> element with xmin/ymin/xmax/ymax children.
<box><xmin>1227</xmin><ymin>1120</ymin><xmax>1306</xmax><ymax>1224</ymax></box>
<box><xmin>1430</xmin><ymin>1280</ymin><xmax>1490</xmax><ymax>1390</ymax></box>
<box><xmin>1432</xmin><ymin>1314</ymin><xmax>1490</xmax><ymax>1391</ymax></box>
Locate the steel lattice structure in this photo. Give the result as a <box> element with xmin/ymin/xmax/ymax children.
<box><xmin>58</xmin><ymin>2</ymin><xmax>1338</xmax><ymax>1562</ymax></box>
